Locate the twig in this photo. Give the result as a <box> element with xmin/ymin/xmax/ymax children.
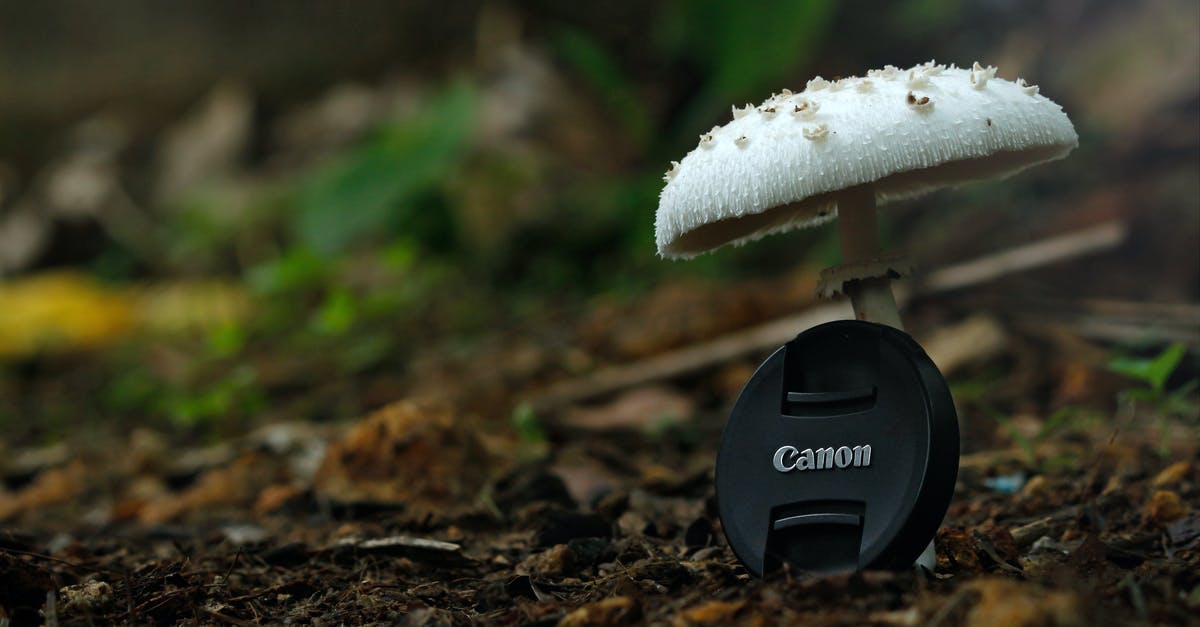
<box><xmin>1016</xmin><ymin>298</ymin><xmax>1200</xmax><ymax>347</ymax></box>
<box><xmin>919</xmin><ymin>221</ymin><xmax>1127</xmax><ymax>293</ymax></box>
<box><xmin>970</xmin><ymin>530</ymin><xmax>1023</xmax><ymax>573</ymax></box>
<box><xmin>124</xmin><ymin>568</ymin><xmax>137</xmax><ymax>625</ymax></box>
<box><xmin>201</xmin><ymin>608</ymin><xmax>259</xmax><ymax>627</ymax></box>
<box><xmin>0</xmin><ymin>546</ymin><xmax>123</xmax><ymax>577</ymax></box>
<box><xmin>529</xmin><ymin>303</ymin><xmax>850</xmax><ymax>412</ymax></box>
<box><xmin>1009</xmin><ymin>494</ymin><xmax>1119</xmax><ymax>547</ymax></box>
<box><xmin>1010</xmin><ymin>508</ymin><xmax>1081</xmax><ymax>548</ymax></box>
<box><xmin>528</xmin><ymin>220</ymin><xmax>1128</xmax><ymax>411</ymax></box>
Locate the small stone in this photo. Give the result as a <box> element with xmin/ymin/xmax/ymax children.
<box><xmin>519</xmin><ymin>543</ymin><xmax>572</xmax><ymax>577</ymax></box>
<box><xmin>58</xmin><ymin>580</ymin><xmax>113</xmax><ymax>615</ymax></box>
<box><xmin>403</xmin><ymin>607</ymin><xmax>454</xmax><ymax>627</ymax></box>
<box><xmin>617</xmin><ymin>511</ymin><xmax>652</xmax><ymax>538</ymax></box>
<box><xmin>518</xmin><ymin>538</ymin><xmax>612</xmax><ymax>578</ymax></box>
<box><xmin>1020</xmin><ymin>474</ymin><xmax>1050</xmax><ymax>499</ymax></box>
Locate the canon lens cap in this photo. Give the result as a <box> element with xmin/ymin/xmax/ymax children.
<box><xmin>715</xmin><ymin>320</ymin><xmax>959</xmax><ymax>576</ymax></box>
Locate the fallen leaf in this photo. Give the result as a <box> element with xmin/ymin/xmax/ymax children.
<box><xmin>313</xmin><ymin>401</ymin><xmax>500</xmax><ymax>512</ymax></box>
<box><xmin>558</xmin><ymin>596</ymin><xmax>639</xmax><ymax>627</ymax></box>
<box><xmin>1151</xmin><ymin>461</ymin><xmax>1192</xmax><ymax>486</ymax></box>
<box><xmin>936</xmin><ymin>527</ymin><xmax>981</xmax><ymax>573</ymax></box>
<box><xmin>0</xmin><ymin>273</ymin><xmax>135</xmax><ymax>357</ymax></box>
<box><xmin>676</xmin><ymin>599</ymin><xmax>745</xmax><ymax>625</ymax></box>
<box><xmin>0</xmin><ymin>460</ymin><xmax>88</xmax><ymax>520</ymax></box>
<box><xmin>254</xmin><ymin>484</ymin><xmax>307</xmax><ymax>516</ymax></box>
<box><xmin>965</xmin><ymin>578</ymin><xmax>1083</xmax><ymax>627</ymax></box>
<box><xmin>1144</xmin><ymin>490</ymin><xmax>1187</xmax><ymax>525</ymax></box>
<box><xmin>139</xmin><ymin>453</ymin><xmax>268</xmax><ymax>523</ymax></box>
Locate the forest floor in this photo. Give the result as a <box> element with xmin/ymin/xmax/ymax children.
<box><xmin>1</xmin><ymin>283</ymin><xmax>1197</xmax><ymax>626</ymax></box>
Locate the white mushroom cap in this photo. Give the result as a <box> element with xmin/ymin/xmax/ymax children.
<box><xmin>656</xmin><ymin>61</ymin><xmax>1078</xmax><ymax>258</ymax></box>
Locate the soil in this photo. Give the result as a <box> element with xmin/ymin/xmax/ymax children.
<box><xmin>1</xmin><ymin>376</ymin><xmax>1196</xmax><ymax>625</ymax></box>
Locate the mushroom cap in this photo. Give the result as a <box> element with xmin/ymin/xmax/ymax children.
<box><xmin>656</xmin><ymin>62</ymin><xmax>1078</xmax><ymax>258</ymax></box>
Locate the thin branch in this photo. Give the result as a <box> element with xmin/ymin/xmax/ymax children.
<box><xmin>528</xmin><ymin>220</ymin><xmax>1129</xmax><ymax>412</ymax></box>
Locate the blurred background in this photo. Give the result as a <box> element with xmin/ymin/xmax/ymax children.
<box><xmin>0</xmin><ymin>0</ymin><xmax>1196</xmax><ymax>445</ymax></box>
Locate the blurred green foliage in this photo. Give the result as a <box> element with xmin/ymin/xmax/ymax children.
<box><xmin>553</xmin><ymin>28</ymin><xmax>653</xmax><ymax>150</ymax></box>
<box><xmin>995</xmin><ymin>405</ymin><xmax>1104</xmax><ymax>472</ymax></box>
<box><xmin>1109</xmin><ymin>343</ymin><xmax>1187</xmax><ymax>397</ymax></box>
<box><xmin>69</xmin><ymin>1</ymin><xmax>925</xmax><ymax>432</ymax></box>
<box><xmin>11</xmin><ymin>0</ymin><xmax>1166</xmax><ymax>439</ymax></box>
<box><xmin>296</xmin><ymin>82</ymin><xmax>476</xmax><ymax>258</ymax></box>
<box><xmin>1109</xmin><ymin>343</ymin><xmax>1199</xmax><ymax>450</ymax></box>
<box><xmin>658</xmin><ymin>0</ymin><xmax>834</xmax><ymax>122</ymax></box>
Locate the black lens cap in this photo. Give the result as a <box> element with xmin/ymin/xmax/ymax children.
<box><xmin>715</xmin><ymin>320</ymin><xmax>959</xmax><ymax>576</ymax></box>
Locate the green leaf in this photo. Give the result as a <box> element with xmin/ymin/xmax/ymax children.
<box><xmin>511</xmin><ymin>402</ymin><xmax>547</xmax><ymax>445</ymax></box>
<box><xmin>245</xmin><ymin>246</ymin><xmax>330</xmax><ymax>295</ymax></box>
<box><xmin>657</xmin><ymin>0</ymin><xmax>836</xmax><ymax>147</ymax></box>
<box><xmin>1109</xmin><ymin>342</ymin><xmax>1187</xmax><ymax>393</ymax></box>
<box><xmin>296</xmin><ymin>81</ymin><xmax>476</xmax><ymax>256</ymax></box>
<box><xmin>552</xmin><ymin>28</ymin><xmax>653</xmax><ymax>148</ymax></box>
<box><xmin>207</xmin><ymin>322</ymin><xmax>247</xmax><ymax>358</ymax></box>
<box><xmin>663</xmin><ymin>0</ymin><xmax>835</xmax><ymax>97</ymax></box>
<box><xmin>312</xmin><ymin>287</ymin><xmax>357</xmax><ymax>336</ymax></box>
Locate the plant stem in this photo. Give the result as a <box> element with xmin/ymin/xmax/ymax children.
<box><xmin>836</xmin><ymin>184</ymin><xmax>903</xmax><ymax>330</ymax></box>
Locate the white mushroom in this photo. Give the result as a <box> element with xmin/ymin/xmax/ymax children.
<box><xmin>655</xmin><ymin>61</ymin><xmax>1078</xmax><ymax>329</ymax></box>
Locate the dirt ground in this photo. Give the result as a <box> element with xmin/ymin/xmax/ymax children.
<box><xmin>1</xmin><ymin>332</ymin><xmax>1197</xmax><ymax>626</ymax></box>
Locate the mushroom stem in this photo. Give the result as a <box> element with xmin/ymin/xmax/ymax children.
<box><xmin>836</xmin><ymin>185</ymin><xmax>904</xmax><ymax>330</ymax></box>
